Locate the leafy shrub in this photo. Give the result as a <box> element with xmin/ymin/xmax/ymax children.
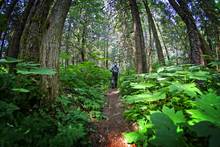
<box><xmin>60</xmin><ymin>61</ymin><xmax>110</xmax><ymax>120</ymax></box>
<box><xmin>0</xmin><ymin>61</ymin><xmax>110</xmax><ymax>146</ymax></box>
<box><xmin>120</xmin><ymin>65</ymin><xmax>220</xmax><ymax>147</ymax></box>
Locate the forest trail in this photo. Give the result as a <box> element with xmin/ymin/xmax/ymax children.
<box><xmin>91</xmin><ymin>89</ymin><xmax>136</xmax><ymax>147</ymax></box>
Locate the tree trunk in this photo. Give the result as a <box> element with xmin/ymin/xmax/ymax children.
<box><xmin>168</xmin><ymin>0</ymin><xmax>211</xmax><ymax>65</ymax></box>
<box><xmin>19</xmin><ymin>0</ymin><xmax>54</xmax><ymax>62</ymax></box>
<box><xmin>143</xmin><ymin>0</ymin><xmax>165</xmax><ymax>65</ymax></box>
<box><xmin>129</xmin><ymin>0</ymin><xmax>147</xmax><ymax>73</ymax></box>
<box><xmin>148</xmin><ymin>21</ymin><xmax>153</xmax><ymax>73</ymax></box>
<box><xmin>105</xmin><ymin>39</ymin><xmax>109</xmax><ymax>69</ymax></box>
<box><xmin>155</xmin><ymin>22</ymin><xmax>170</xmax><ymax>61</ymax></box>
<box><xmin>7</xmin><ymin>0</ymin><xmax>35</xmax><ymax>59</ymax></box>
<box><xmin>80</xmin><ymin>24</ymin><xmax>86</xmax><ymax>62</ymax></box>
<box><xmin>40</xmin><ymin>0</ymin><xmax>72</xmax><ymax>103</ymax></box>
<box><xmin>65</xmin><ymin>18</ymin><xmax>72</xmax><ymax>68</ymax></box>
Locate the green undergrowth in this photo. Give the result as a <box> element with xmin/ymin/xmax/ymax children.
<box><xmin>120</xmin><ymin>64</ymin><xmax>220</xmax><ymax>147</ymax></box>
<box><xmin>0</xmin><ymin>60</ymin><xmax>110</xmax><ymax>147</ymax></box>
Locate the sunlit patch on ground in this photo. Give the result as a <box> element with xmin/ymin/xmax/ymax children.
<box><xmin>108</xmin><ymin>90</ymin><xmax>120</xmax><ymax>95</ymax></box>
<box><xmin>107</xmin><ymin>132</ymin><xmax>134</xmax><ymax>147</ymax></box>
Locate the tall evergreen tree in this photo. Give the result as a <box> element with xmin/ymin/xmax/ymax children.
<box><xmin>129</xmin><ymin>0</ymin><xmax>147</xmax><ymax>73</ymax></box>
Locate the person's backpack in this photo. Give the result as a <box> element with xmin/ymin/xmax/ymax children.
<box><xmin>112</xmin><ymin>65</ymin><xmax>119</xmax><ymax>74</ymax></box>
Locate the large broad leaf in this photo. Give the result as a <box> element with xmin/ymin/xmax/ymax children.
<box><xmin>12</xmin><ymin>88</ymin><xmax>30</xmax><ymax>93</ymax></box>
<box><xmin>169</xmin><ymin>82</ymin><xmax>202</xmax><ymax>97</ymax></box>
<box><xmin>191</xmin><ymin>121</ymin><xmax>220</xmax><ymax>147</ymax></box>
<box><xmin>0</xmin><ymin>58</ymin><xmax>22</xmax><ymax>64</ymax></box>
<box><xmin>17</xmin><ymin>62</ymin><xmax>40</xmax><ymax>68</ymax></box>
<box><xmin>189</xmin><ymin>70</ymin><xmax>210</xmax><ymax>81</ymax></box>
<box><xmin>162</xmin><ymin>106</ymin><xmax>186</xmax><ymax>125</ymax></box>
<box><xmin>144</xmin><ymin>73</ymin><xmax>159</xmax><ymax>79</ymax></box>
<box><xmin>157</xmin><ymin>66</ymin><xmax>183</xmax><ymax>73</ymax></box>
<box><xmin>130</xmin><ymin>82</ymin><xmax>155</xmax><ymax>89</ymax></box>
<box><xmin>17</xmin><ymin>68</ymin><xmax>56</xmax><ymax>75</ymax></box>
<box><xmin>186</xmin><ymin>91</ymin><xmax>220</xmax><ymax>127</ymax></box>
<box><xmin>150</xmin><ymin>112</ymin><xmax>186</xmax><ymax>147</ymax></box>
<box><xmin>124</xmin><ymin>131</ymin><xmax>144</xmax><ymax>144</ymax></box>
<box><xmin>125</xmin><ymin>91</ymin><xmax>166</xmax><ymax>104</ymax></box>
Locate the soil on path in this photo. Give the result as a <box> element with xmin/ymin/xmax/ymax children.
<box><xmin>90</xmin><ymin>89</ymin><xmax>136</xmax><ymax>147</ymax></box>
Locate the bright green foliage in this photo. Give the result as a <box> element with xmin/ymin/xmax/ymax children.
<box><xmin>162</xmin><ymin>106</ymin><xmax>186</xmax><ymax>125</ymax></box>
<box><xmin>130</xmin><ymin>82</ymin><xmax>155</xmax><ymax>89</ymax></box>
<box><xmin>12</xmin><ymin>88</ymin><xmax>30</xmax><ymax>93</ymax></box>
<box><xmin>187</xmin><ymin>90</ymin><xmax>220</xmax><ymax>127</ymax></box>
<box><xmin>121</xmin><ymin>65</ymin><xmax>220</xmax><ymax>146</ymax></box>
<box><xmin>16</xmin><ymin>62</ymin><xmax>56</xmax><ymax>75</ymax></box>
<box><xmin>125</xmin><ymin>91</ymin><xmax>166</xmax><ymax>104</ymax></box>
<box><xmin>124</xmin><ymin>131</ymin><xmax>144</xmax><ymax>144</ymax></box>
<box><xmin>17</xmin><ymin>68</ymin><xmax>56</xmax><ymax>75</ymax></box>
<box><xmin>168</xmin><ymin>82</ymin><xmax>202</xmax><ymax>97</ymax></box>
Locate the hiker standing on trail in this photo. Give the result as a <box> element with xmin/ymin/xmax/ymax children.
<box><xmin>110</xmin><ymin>63</ymin><xmax>119</xmax><ymax>89</ymax></box>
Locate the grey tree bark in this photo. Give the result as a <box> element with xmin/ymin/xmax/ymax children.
<box><xmin>40</xmin><ymin>0</ymin><xmax>72</xmax><ymax>102</ymax></box>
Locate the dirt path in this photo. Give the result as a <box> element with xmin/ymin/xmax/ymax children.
<box><xmin>90</xmin><ymin>89</ymin><xmax>135</xmax><ymax>147</ymax></box>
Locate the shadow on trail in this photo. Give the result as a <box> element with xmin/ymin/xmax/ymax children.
<box><xmin>90</xmin><ymin>89</ymin><xmax>136</xmax><ymax>147</ymax></box>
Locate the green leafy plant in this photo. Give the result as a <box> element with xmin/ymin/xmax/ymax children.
<box><xmin>121</xmin><ymin>65</ymin><xmax>220</xmax><ymax>147</ymax></box>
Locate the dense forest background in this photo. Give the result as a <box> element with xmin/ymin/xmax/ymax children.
<box><xmin>0</xmin><ymin>0</ymin><xmax>220</xmax><ymax>146</ymax></box>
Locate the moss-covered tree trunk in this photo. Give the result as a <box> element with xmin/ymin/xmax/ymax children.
<box><xmin>40</xmin><ymin>0</ymin><xmax>72</xmax><ymax>102</ymax></box>
<box><xmin>129</xmin><ymin>0</ymin><xmax>147</xmax><ymax>73</ymax></box>
<box><xmin>19</xmin><ymin>0</ymin><xmax>54</xmax><ymax>62</ymax></box>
